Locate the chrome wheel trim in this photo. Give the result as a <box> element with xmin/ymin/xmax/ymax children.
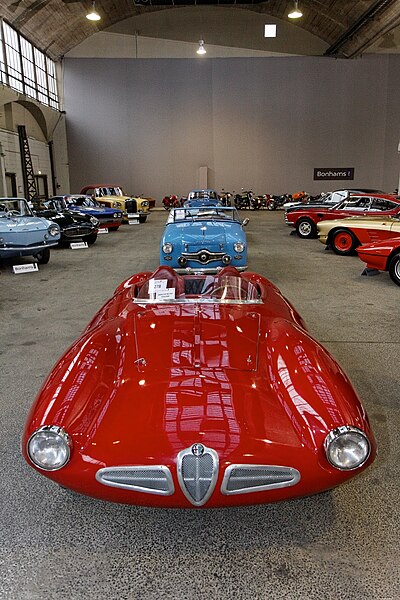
<box><xmin>394</xmin><ymin>258</ymin><xmax>400</xmax><ymax>280</ymax></box>
<box><xmin>298</xmin><ymin>221</ymin><xmax>312</xmax><ymax>236</ymax></box>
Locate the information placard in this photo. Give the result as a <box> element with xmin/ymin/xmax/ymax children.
<box><xmin>13</xmin><ymin>263</ymin><xmax>39</xmax><ymax>274</ymax></box>
<box><xmin>70</xmin><ymin>242</ymin><xmax>89</xmax><ymax>249</ymax></box>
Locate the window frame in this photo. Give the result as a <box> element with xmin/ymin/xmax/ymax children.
<box><xmin>0</xmin><ymin>18</ymin><xmax>59</xmax><ymax>110</ymax></box>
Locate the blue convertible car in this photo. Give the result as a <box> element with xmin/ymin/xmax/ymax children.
<box><xmin>160</xmin><ymin>206</ymin><xmax>248</xmax><ymax>273</ymax></box>
<box><xmin>0</xmin><ymin>198</ymin><xmax>60</xmax><ymax>264</ymax></box>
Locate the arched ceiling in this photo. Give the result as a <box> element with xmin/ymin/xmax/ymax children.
<box><xmin>1</xmin><ymin>0</ymin><xmax>400</xmax><ymax>60</ymax></box>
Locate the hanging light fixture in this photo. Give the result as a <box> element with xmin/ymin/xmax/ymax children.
<box><xmin>197</xmin><ymin>39</ymin><xmax>207</xmax><ymax>55</ymax></box>
<box><xmin>86</xmin><ymin>1</ymin><xmax>101</xmax><ymax>21</ymax></box>
<box><xmin>288</xmin><ymin>1</ymin><xmax>303</xmax><ymax>19</ymax></box>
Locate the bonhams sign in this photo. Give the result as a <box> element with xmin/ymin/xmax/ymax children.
<box><xmin>314</xmin><ymin>168</ymin><xmax>354</xmax><ymax>181</ymax></box>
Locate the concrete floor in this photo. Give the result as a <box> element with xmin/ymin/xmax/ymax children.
<box><xmin>0</xmin><ymin>209</ymin><xmax>399</xmax><ymax>600</ymax></box>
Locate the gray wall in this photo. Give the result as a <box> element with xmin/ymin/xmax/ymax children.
<box><xmin>64</xmin><ymin>55</ymin><xmax>400</xmax><ymax>198</ymax></box>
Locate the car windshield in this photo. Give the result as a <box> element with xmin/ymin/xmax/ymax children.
<box><xmin>333</xmin><ymin>197</ymin><xmax>372</xmax><ymax>210</ymax></box>
<box><xmin>0</xmin><ymin>198</ymin><xmax>32</xmax><ymax>217</ymax></box>
<box><xmin>97</xmin><ymin>187</ymin><xmax>123</xmax><ymax>197</ymax></box>
<box><xmin>170</xmin><ymin>207</ymin><xmax>240</xmax><ymax>223</ymax></box>
<box><xmin>134</xmin><ymin>273</ymin><xmax>262</xmax><ymax>304</ymax></box>
<box><xmin>67</xmin><ymin>196</ymin><xmax>97</xmax><ymax>207</ymax></box>
<box><xmin>41</xmin><ymin>198</ymin><xmax>64</xmax><ymax>211</ymax></box>
<box><xmin>188</xmin><ymin>190</ymin><xmax>218</xmax><ymax>200</ymax></box>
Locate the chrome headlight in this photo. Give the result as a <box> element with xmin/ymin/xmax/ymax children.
<box><xmin>324</xmin><ymin>426</ymin><xmax>370</xmax><ymax>471</ymax></box>
<box><xmin>48</xmin><ymin>225</ymin><xmax>59</xmax><ymax>237</ymax></box>
<box><xmin>234</xmin><ymin>242</ymin><xmax>244</xmax><ymax>253</ymax></box>
<box><xmin>141</xmin><ymin>200</ymin><xmax>149</xmax><ymax>207</ymax></box>
<box><xmin>113</xmin><ymin>212</ymin><xmax>119</xmax><ymax>218</ymax></box>
<box><xmin>113</xmin><ymin>201</ymin><xmax>122</xmax><ymax>208</ymax></box>
<box><xmin>163</xmin><ymin>242</ymin><xmax>173</xmax><ymax>254</ymax></box>
<box><xmin>27</xmin><ymin>425</ymin><xmax>71</xmax><ymax>471</ymax></box>
<box><xmin>90</xmin><ymin>216</ymin><xmax>99</xmax><ymax>226</ymax></box>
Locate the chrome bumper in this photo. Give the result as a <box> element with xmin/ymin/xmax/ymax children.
<box><xmin>175</xmin><ymin>265</ymin><xmax>247</xmax><ymax>274</ymax></box>
<box><xmin>0</xmin><ymin>241</ymin><xmax>58</xmax><ymax>252</ymax></box>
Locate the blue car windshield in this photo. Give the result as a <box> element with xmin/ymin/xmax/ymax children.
<box><xmin>0</xmin><ymin>199</ymin><xmax>32</xmax><ymax>217</ymax></box>
<box><xmin>170</xmin><ymin>207</ymin><xmax>240</xmax><ymax>223</ymax></box>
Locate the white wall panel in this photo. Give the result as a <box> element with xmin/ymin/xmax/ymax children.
<box><xmin>64</xmin><ymin>55</ymin><xmax>400</xmax><ymax>199</ymax></box>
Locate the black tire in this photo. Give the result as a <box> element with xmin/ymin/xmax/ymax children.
<box><xmin>139</xmin><ymin>215</ymin><xmax>147</xmax><ymax>223</ymax></box>
<box><xmin>36</xmin><ymin>248</ymin><xmax>50</xmax><ymax>264</ymax></box>
<box><xmin>296</xmin><ymin>218</ymin><xmax>317</xmax><ymax>239</ymax></box>
<box><xmin>388</xmin><ymin>253</ymin><xmax>400</xmax><ymax>286</ymax></box>
<box><xmin>330</xmin><ymin>228</ymin><xmax>358</xmax><ymax>256</ymax></box>
<box><xmin>83</xmin><ymin>232</ymin><xmax>98</xmax><ymax>245</ymax></box>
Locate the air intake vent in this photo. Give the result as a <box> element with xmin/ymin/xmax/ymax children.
<box><xmin>177</xmin><ymin>444</ymin><xmax>219</xmax><ymax>506</ymax></box>
<box><xmin>96</xmin><ymin>466</ymin><xmax>174</xmax><ymax>495</ymax></box>
<box><xmin>221</xmin><ymin>465</ymin><xmax>300</xmax><ymax>495</ymax></box>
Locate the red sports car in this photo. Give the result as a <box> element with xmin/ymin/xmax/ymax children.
<box><xmin>22</xmin><ymin>266</ymin><xmax>376</xmax><ymax>507</ymax></box>
<box><xmin>357</xmin><ymin>238</ymin><xmax>400</xmax><ymax>286</ymax></box>
<box><xmin>285</xmin><ymin>193</ymin><xmax>400</xmax><ymax>239</ymax></box>
<box><xmin>317</xmin><ymin>214</ymin><xmax>400</xmax><ymax>255</ymax></box>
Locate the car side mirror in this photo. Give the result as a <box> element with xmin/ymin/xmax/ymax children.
<box><xmin>242</xmin><ymin>218</ymin><xmax>249</xmax><ymax>226</ymax></box>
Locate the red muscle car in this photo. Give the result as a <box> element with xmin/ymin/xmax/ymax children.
<box><xmin>285</xmin><ymin>193</ymin><xmax>400</xmax><ymax>239</ymax></box>
<box><xmin>22</xmin><ymin>266</ymin><xmax>375</xmax><ymax>507</ymax></box>
<box><xmin>357</xmin><ymin>238</ymin><xmax>400</xmax><ymax>286</ymax></box>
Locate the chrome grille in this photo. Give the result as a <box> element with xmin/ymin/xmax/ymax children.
<box><xmin>221</xmin><ymin>465</ymin><xmax>301</xmax><ymax>495</ymax></box>
<box><xmin>181</xmin><ymin>249</ymin><xmax>225</xmax><ymax>265</ymax></box>
<box><xmin>125</xmin><ymin>199</ymin><xmax>137</xmax><ymax>213</ymax></box>
<box><xmin>177</xmin><ymin>444</ymin><xmax>219</xmax><ymax>506</ymax></box>
<box><xmin>96</xmin><ymin>466</ymin><xmax>174</xmax><ymax>495</ymax></box>
<box><xmin>64</xmin><ymin>226</ymin><xmax>93</xmax><ymax>237</ymax></box>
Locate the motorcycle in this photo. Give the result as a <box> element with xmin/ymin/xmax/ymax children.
<box><xmin>162</xmin><ymin>195</ymin><xmax>181</xmax><ymax>210</ymax></box>
<box><xmin>266</xmin><ymin>194</ymin><xmax>292</xmax><ymax>210</ymax></box>
<box><xmin>291</xmin><ymin>191</ymin><xmax>308</xmax><ymax>202</ymax></box>
<box><xmin>251</xmin><ymin>194</ymin><xmax>270</xmax><ymax>210</ymax></box>
<box><xmin>234</xmin><ymin>190</ymin><xmax>253</xmax><ymax>210</ymax></box>
<box><xmin>219</xmin><ymin>190</ymin><xmax>232</xmax><ymax>206</ymax></box>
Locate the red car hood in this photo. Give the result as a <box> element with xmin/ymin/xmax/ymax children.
<box><xmin>357</xmin><ymin>238</ymin><xmax>399</xmax><ymax>255</ymax></box>
<box><xmin>26</xmin><ymin>302</ymin><xmax>368</xmax><ymax>468</ymax></box>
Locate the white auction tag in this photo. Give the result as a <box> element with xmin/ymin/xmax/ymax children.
<box><xmin>155</xmin><ymin>288</ymin><xmax>175</xmax><ymax>301</ymax></box>
<box><xmin>148</xmin><ymin>279</ymin><xmax>168</xmax><ymax>293</ymax></box>
<box><xmin>13</xmin><ymin>263</ymin><xmax>39</xmax><ymax>274</ymax></box>
<box><xmin>70</xmin><ymin>242</ymin><xmax>88</xmax><ymax>249</ymax></box>
<box><xmin>98</xmin><ymin>228</ymin><xmax>108</xmax><ymax>234</ymax></box>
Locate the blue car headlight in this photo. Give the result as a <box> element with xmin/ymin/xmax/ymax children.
<box><xmin>48</xmin><ymin>225</ymin><xmax>59</xmax><ymax>237</ymax></box>
<box><xmin>113</xmin><ymin>213</ymin><xmax>119</xmax><ymax>218</ymax></box>
<box><xmin>163</xmin><ymin>243</ymin><xmax>173</xmax><ymax>254</ymax></box>
<box><xmin>27</xmin><ymin>425</ymin><xmax>71</xmax><ymax>471</ymax></box>
<box><xmin>234</xmin><ymin>242</ymin><xmax>244</xmax><ymax>253</ymax></box>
